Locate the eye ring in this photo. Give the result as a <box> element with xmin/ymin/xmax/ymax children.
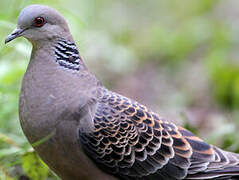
<box><xmin>34</xmin><ymin>17</ymin><xmax>45</xmax><ymax>27</ymax></box>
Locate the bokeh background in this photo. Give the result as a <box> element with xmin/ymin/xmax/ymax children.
<box><xmin>1</xmin><ymin>0</ymin><xmax>239</xmax><ymax>179</ymax></box>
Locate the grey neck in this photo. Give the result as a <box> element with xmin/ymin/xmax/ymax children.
<box><xmin>24</xmin><ymin>37</ymin><xmax>100</xmax><ymax>103</ymax></box>
<box><xmin>29</xmin><ymin>37</ymin><xmax>90</xmax><ymax>77</ymax></box>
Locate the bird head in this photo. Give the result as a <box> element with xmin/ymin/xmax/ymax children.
<box><xmin>5</xmin><ymin>4</ymin><xmax>71</xmax><ymax>44</ymax></box>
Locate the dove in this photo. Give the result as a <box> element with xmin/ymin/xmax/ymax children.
<box><xmin>5</xmin><ymin>4</ymin><xmax>239</xmax><ymax>180</ymax></box>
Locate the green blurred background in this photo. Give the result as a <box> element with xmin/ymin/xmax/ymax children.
<box><xmin>1</xmin><ymin>0</ymin><xmax>239</xmax><ymax>179</ymax></box>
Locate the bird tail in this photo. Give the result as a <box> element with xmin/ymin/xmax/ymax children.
<box><xmin>186</xmin><ymin>147</ymin><xmax>239</xmax><ymax>179</ymax></box>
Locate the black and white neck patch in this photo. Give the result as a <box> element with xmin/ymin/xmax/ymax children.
<box><xmin>54</xmin><ymin>39</ymin><xmax>83</xmax><ymax>71</ymax></box>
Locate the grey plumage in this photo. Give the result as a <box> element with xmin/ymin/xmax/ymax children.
<box><xmin>5</xmin><ymin>4</ymin><xmax>239</xmax><ymax>180</ymax></box>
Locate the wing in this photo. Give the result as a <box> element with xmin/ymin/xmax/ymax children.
<box><xmin>78</xmin><ymin>89</ymin><xmax>239</xmax><ymax>180</ymax></box>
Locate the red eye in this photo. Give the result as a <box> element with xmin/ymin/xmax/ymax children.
<box><xmin>34</xmin><ymin>17</ymin><xmax>45</xmax><ymax>27</ymax></box>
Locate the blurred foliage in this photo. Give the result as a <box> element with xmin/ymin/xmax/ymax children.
<box><xmin>22</xmin><ymin>152</ymin><xmax>49</xmax><ymax>180</ymax></box>
<box><xmin>1</xmin><ymin>0</ymin><xmax>239</xmax><ymax>179</ymax></box>
<box><xmin>210</xmin><ymin>64</ymin><xmax>239</xmax><ymax>109</ymax></box>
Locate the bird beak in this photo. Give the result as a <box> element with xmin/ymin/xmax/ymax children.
<box><xmin>5</xmin><ymin>28</ymin><xmax>26</xmax><ymax>44</ymax></box>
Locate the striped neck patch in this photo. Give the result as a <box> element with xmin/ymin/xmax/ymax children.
<box><xmin>54</xmin><ymin>39</ymin><xmax>83</xmax><ymax>71</ymax></box>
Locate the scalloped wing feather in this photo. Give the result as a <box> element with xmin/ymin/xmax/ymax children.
<box><xmin>78</xmin><ymin>89</ymin><xmax>239</xmax><ymax>180</ymax></box>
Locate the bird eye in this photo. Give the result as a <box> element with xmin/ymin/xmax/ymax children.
<box><xmin>34</xmin><ymin>17</ymin><xmax>45</xmax><ymax>27</ymax></box>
